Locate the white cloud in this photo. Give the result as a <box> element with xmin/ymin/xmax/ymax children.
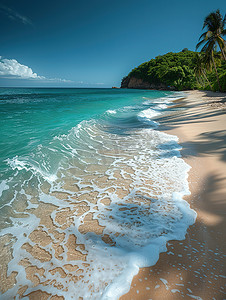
<box><xmin>0</xmin><ymin>58</ymin><xmax>43</xmax><ymax>79</ymax></box>
<box><xmin>0</xmin><ymin>57</ymin><xmax>72</xmax><ymax>83</ymax></box>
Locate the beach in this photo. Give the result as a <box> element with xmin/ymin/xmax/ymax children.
<box><xmin>0</xmin><ymin>89</ymin><xmax>225</xmax><ymax>299</ymax></box>
<box><xmin>121</xmin><ymin>90</ymin><xmax>226</xmax><ymax>300</ymax></box>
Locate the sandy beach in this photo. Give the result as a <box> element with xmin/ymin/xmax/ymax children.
<box><xmin>121</xmin><ymin>90</ymin><xmax>226</xmax><ymax>300</ymax></box>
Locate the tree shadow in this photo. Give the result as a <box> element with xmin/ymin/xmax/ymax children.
<box><xmin>192</xmin><ymin>173</ymin><xmax>226</xmax><ymax>223</ymax></box>
<box><xmin>159</xmin><ymin>107</ymin><xmax>225</xmax><ymax>130</ymax></box>
<box><xmin>156</xmin><ymin>99</ymin><xmax>226</xmax><ymax>162</ymax></box>
<box><xmin>201</xmin><ymin>91</ymin><xmax>226</xmax><ymax>104</ymax></box>
<box><xmin>157</xmin><ymin>129</ymin><xmax>226</xmax><ymax>163</ymax></box>
<box><xmin>181</xmin><ymin>130</ymin><xmax>226</xmax><ymax>162</ymax></box>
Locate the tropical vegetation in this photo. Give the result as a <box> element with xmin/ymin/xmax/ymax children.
<box><xmin>121</xmin><ymin>9</ymin><xmax>226</xmax><ymax>92</ymax></box>
<box><xmin>196</xmin><ymin>9</ymin><xmax>225</xmax><ymax>91</ymax></box>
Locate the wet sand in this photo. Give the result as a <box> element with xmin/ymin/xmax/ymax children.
<box><xmin>121</xmin><ymin>90</ymin><xmax>226</xmax><ymax>300</ymax></box>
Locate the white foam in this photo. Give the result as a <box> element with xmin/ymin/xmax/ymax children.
<box><xmin>137</xmin><ymin>108</ymin><xmax>161</xmax><ymax>125</ymax></box>
<box><xmin>107</xmin><ymin>110</ymin><xmax>117</xmax><ymax>115</ymax></box>
<box><xmin>0</xmin><ymin>180</ymin><xmax>9</xmax><ymax>197</ymax></box>
<box><xmin>187</xmin><ymin>294</ymin><xmax>203</xmax><ymax>300</ymax></box>
<box><xmin>166</xmin><ymin>96</ymin><xmax>185</xmax><ymax>101</ymax></box>
<box><xmin>157</xmin><ymin>103</ymin><xmax>168</xmax><ymax>109</ymax></box>
<box><xmin>171</xmin><ymin>289</ymin><xmax>180</xmax><ymax>293</ymax></box>
<box><xmin>6</xmin><ymin>156</ymin><xmax>57</xmax><ymax>182</ymax></box>
<box><xmin>160</xmin><ymin>278</ymin><xmax>169</xmax><ymax>290</ymax></box>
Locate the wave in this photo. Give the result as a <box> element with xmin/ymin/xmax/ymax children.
<box><xmin>6</xmin><ymin>156</ymin><xmax>58</xmax><ymax>182</ymax></box>
<box><xmin>137</xmin><ymin>108</ymin><xmax>161</xmax><ymax>126</ymax></box>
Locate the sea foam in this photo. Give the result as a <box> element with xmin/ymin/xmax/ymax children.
<box><xmin>137</xmin><ymin>108</ymin><xmax>161</xmax><ymax>126</ymax></box>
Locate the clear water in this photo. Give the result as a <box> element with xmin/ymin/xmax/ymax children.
<box><xmin>0</xmin><ymin>88</ymin><xmax>196</xmax><ymax>299</ymax></box>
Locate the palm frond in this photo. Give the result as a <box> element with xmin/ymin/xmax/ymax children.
<box><xmin>216</xmin><ymin>36</ymin><xmax>225</xmax><ymax>49</ymax></box>
<box><xmin>202</xmin><ymin>9</ymin><xmax>225</xmax><ymax>33</ymax></box>
<box><xmin>196</xmin><ymin>39</ymin><xmax>206</xmax><ymax>50</ymax></box>
<box><xmin>198</xmin><ymin>32</ymin><xmax>208</xmax><ymax>41</ymax></box>
<box><xmin>200</xmin><ymin>41</ymin><xmax>216</xmax><ymax>61</ymax></box>
<box><xmin>200</xmin><ymin>39</ymin><xmax>212</xmax><ymax>53</ymax></box>
<box><xmin>205</xmin><ymin>40</ymin><xmax>215</xmax><ymax>54</ymax></box>
<box><xmin>223</xmin><ymin>14</ymin><xmax>226</xmax><ymax>27</ymax></box>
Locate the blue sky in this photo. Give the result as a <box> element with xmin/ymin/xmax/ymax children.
<box><xmin>0</xmin><ymin>0</ymin><xmax>225</xmax><ymax>87</ymax></box>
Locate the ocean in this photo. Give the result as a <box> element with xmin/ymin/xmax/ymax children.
<box><xmin>0</xmin><ymin>88</ymin><xmax>196</xmax><ymax>299</ymax></box>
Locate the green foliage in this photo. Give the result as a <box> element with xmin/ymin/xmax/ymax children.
<box><xmin>127</xmin><ymin>51</ymin><xmax>198</xmax><ymax>90</ymax></box>
<box><xmin>212</xmin><ymin>69</ymin><xmax>226</xmax><ymax>91</ymax></box>
<box><xmin>124</xmin><ymin>50</ymin><xmax>226</xmax><ymax>91</ymax></box>
<box><xmin>205</xmin><ymin>59</ymin><xmax>226</xmax><ymax>91</ymax></box>
<box><xmin>196</xmin><ymin>9</ymin><xmax>226</xmax><ymax>91</ymax></box>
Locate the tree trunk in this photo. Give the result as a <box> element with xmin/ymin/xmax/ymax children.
<box><xmin>219</xmin><ymin>43</ymin><xmax>226</xmax><ymax>61</ymax></box>
<box><xmin>202</xmin><ymin>70</ymin><xmax>213</xmax><ymax>90</ymax></box>
<box><xmin>200</xmin><ymin>75</ymin><xmax>206</xmax><ymax>87</ymax></box>
<box><xmin>212</xmin><ymin>54</ymin><xmax>222</xmax><ymax>91</ymax></box>
<box><xmin>196</xmin><ymin>76</ymin><xmax>203</xmax><ymax>87</ymax></box>
<box><xmin>221</xmin><ymin>49</ymin><xmax>226</xmax><ymax>61</ymax></box>
<box><xmin>195</xmin><ymin>77</ymin><xmax>200</xmax><ymax>86</ymax></box>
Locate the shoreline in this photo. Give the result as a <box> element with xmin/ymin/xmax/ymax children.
<box><xmin>121</xmin><ymin>90</ymin><xmax>226</xmax><ymax>300</ymax></box>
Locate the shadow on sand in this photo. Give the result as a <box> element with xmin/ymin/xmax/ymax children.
<box><xmin>157</xmin><ymin>98</ymin><xmax>226</xmax><ymax>162</ymax></box>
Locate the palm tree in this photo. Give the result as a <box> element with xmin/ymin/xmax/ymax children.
<box><xmin>193</xmin><ymin>53</ymin><xmax>213</xmax><ymax>89</ymax></box>
<box><xmin>196</xmin><ymin>10</ymin><xmax>225</xmax><ymax>91</ymax></box>
<box><xmin>196</xmin><ymin>9</ymin><xmax>226</xmax><ymax>60</ymax></box>
<box><xmin>203</xmin><ymin>50</ymin><xmax>222</xmax><ymax>91</ymax></box>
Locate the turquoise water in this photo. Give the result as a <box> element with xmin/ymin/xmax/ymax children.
<box><xmin>0</xmin><ymin>88</ymin><xmax>170</xmax><ymax>173</ymax></box>
<box><xmin>0</xmin><ymin>88</ymin><xmax>196</xmax><ymax>299</ymax></box>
